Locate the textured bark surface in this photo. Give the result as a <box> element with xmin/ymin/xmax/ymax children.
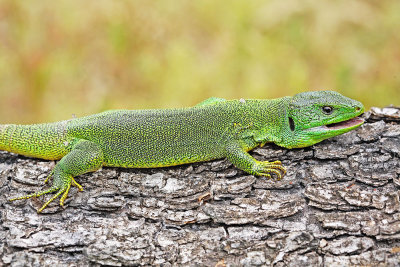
<box><xmin>1</xmin><ymin>107</ymin><xmax>399</xmax><ymax>266</ymax></box>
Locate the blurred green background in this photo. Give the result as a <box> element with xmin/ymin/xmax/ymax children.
<box><xmin>0</xmin><ymin>0</ymin><xmax>399</xmax><ymax>124</ymax></box>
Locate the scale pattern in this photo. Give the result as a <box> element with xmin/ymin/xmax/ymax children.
<box><xmin>0</xmin><ymin>122</ymin><xmax>69</xmax><ymax>160</ymax></box>
<box><xmin>1</xmin><ymin>91</ymin><xmax>364</xmax><ymax>212</ymax></box>
<box><xmin>65</xmin><ymin>99</ymin><xmax>284</xmax><ymax>168</ymax></box>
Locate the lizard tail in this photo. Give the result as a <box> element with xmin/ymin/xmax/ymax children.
<box><xmin>0</xmin><ymin>122</ymin><xmax>70</xmax><ymax>160</ymax></box>
<box><xmin>0</xmin><ymin>124</ymin><xmax>8</xmax><ymax>151</ymax></box>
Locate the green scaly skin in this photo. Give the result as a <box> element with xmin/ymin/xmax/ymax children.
<box><xmin>1</xmin><ymin>91</ymin><xmax>364</xmax><ymax>212</ymax></box>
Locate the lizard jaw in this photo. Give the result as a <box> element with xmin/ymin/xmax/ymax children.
<box><xmin>324</xmin><ymin>116</ymin><xmax>365</xmax><ymax>130</ymax></box>
<box><xmin>307</xmin><ymin>116</ymin><xmax>365</xmax><ymax>133</ymax></box>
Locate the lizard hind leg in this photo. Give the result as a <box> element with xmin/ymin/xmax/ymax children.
<box><xmin>9</xmin><ymin>139</ymin><xmax>104</xmax><ymax>213</ymax></box>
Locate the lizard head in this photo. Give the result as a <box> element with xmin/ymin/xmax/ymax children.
<box><xmin>276</xmin><ymin>90</ymin><xmax>364</xmax><ymax>148</ymax></box>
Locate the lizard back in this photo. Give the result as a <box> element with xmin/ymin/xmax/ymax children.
<box><xmin>66</xmin><ymin>102</ymin><xmax>246</xmax><ymax>167</ymax></box>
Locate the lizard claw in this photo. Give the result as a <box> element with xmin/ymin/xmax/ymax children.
<box><xmin>9</xmin><ymin>169</ymin><xmax>81</xmax><ymax>213</ymax></box>
<box><xmin>44</xmin><ymin>170</ymin><xmax>54</xmax><ymax>184</ymax></box>
<box><xmin>254</xmin><ymin>160</ymin><xmax>287</xmax><ymax>180</ymax></box>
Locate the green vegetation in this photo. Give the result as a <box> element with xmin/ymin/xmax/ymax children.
<box><xmin>0</xmin><ymin>0</ymin><xmax>398</xmax><ymax>123</ymax></box>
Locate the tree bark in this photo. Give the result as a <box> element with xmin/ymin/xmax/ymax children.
<box><xmin>1</xmin><ymin>106</ymin><xmax>399</xmax><ymax>266</ymax></box>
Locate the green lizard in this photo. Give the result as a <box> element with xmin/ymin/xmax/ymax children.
<box><xmin>1</xmin><ymin>91</ymin><xmax>364</xmax><ymax>212</ymax></box>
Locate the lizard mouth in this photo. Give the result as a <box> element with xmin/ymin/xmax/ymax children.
<box><xmin>325</xmin><ymin>116</ymin><xmax>365</xmax><ymax>130</ymax></box>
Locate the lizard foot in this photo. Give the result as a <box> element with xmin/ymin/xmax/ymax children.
<box><xmin>9</xmin><ymin>139</ymin><xmax>102</xmax><ymax>212</ymax></box>
<box><xmin>253</xmin><ymin>160</ymin><xmax>287</xmax><ymax>180</ymax></box>
<box><xmin>9</xmin><ymin>169</ymin><xmax>83</xmax><ymax>213</ymax></box>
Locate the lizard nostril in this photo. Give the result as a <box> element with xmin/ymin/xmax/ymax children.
<box><xmin>355</xmin><ymin>107</ymin><xmax>361</xmax><ymax>112</ymax></box>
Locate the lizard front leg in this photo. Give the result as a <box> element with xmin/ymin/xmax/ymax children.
<box><xmin>9</xmin><ymin>139</ymin><xmax>104</xmax><ymax>213</ymax></box>
<box><xmin>225</xmin><ymin>143</ymin><xmax>286</xmax><ymax>179</ymax></box>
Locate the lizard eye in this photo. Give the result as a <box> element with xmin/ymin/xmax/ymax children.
<box><xmin>322</xmin><ymin>106</ymin><xmax>333</xmax><ymax>115</ymax></box>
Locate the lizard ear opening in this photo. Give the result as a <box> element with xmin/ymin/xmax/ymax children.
<box><xmin>289</xmin><ymin>117</ymin><xmax>295</xmax><ymax>131</ymax></box>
